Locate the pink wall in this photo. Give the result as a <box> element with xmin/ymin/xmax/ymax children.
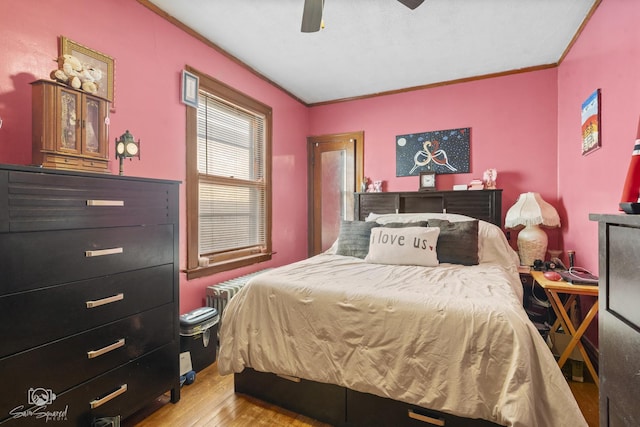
<box><xmin>309</xmin><ymin>69</ymin><xmax>562</xmax><ymax>250</ymax></box>
<box><xmin>1</xmin><ymin>0</ymin><xmax>637</xmax><ymax>314</ymax></box>
<box><xmin>0</xmin><ymin>0</ymin><xmax>310</xmax><ymax>313</ymax></box>
<box><xmin>557</xmin><ymin>0</ymin><xmax>640</xmax><ymax>273</ymax></box>
<box><xmin>309</xmin><ymin>0</ymin><xmax>640</xmax><ymax>273</ymax></box>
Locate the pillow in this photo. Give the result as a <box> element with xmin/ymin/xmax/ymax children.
<box><xmin>478</xmin><ymin>221</ymin><xmax>520</xmax><ymax>266</ymax></box>
<box><xmin>427</xmin><ymin>219</ymin><xmax>479</xmax><ymax>265</ymax></box>
<box><xmin>382</xmin><ymin>221</ymin><xmax>428</xmax><ymax>228</ymax></box>
<box><xmin>365</xmin><ymin>226</ymin><xmax>440</xmax><ymax>267</ymax></box>
<box><xmin>335</xmin><ymin>220</ymin><xmax>379</xmax><ymax>258</ymax></box>
<box><xmin>365</xmin><ymin>213</ymin><xmax>520</xmax><ymax>267</ymax></box>
<box><xmin>366</xmin><ymin>212</ymin><xmax>476</xmax><ymax>224</ymax></box>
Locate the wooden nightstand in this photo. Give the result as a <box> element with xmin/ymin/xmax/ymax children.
<box><xmin>530</xmin><ymin>271</ymin><xmax>599</xmax><ymax>387</ymax></box>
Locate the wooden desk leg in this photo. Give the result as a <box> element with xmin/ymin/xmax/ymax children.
<box><xmin>546</xmin><ymin>291</ymin><xmax>575</xmax><ymax>343</ymax></box>
<box><xmin>547</xmin><ymin>289</ymin><xmax>599</xmax><ymax>387</ymax></box>
<box><xmin>560</xmin><ymin>301</ymin><xmax>599</xmax><ymax>387</ymax></box>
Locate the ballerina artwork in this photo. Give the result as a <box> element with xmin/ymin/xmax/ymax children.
<box><xmin>483</xmin><ymin>168</ymin><xmax>498</xmax><ymax>189</ymax></box>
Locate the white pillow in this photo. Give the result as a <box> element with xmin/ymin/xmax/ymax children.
<box><xmin>365</xmin><ymin>226</ymin><xmax>440</xmax><ymax>267</ymax></box>
<box><xmin>365</xmin><ymin>212</ymin><xmax>475</xmax><ymax>224</ymax></box>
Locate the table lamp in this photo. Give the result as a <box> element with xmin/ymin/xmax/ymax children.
<box><xmin>505</xmin><ymin>192</ymin><xmax>560</xmax><ymax>266</ymax></box>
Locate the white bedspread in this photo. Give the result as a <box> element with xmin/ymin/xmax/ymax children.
<box><xmin>218</xmin><ymin>254</ymin><xmax>587</xmax><ymax>427</ymax></box>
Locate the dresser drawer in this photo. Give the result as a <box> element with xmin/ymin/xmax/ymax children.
<box><xmin>346</xmin><ymin>389</ymin><xmax>501</xmax><ymax>427</ymax></box>
<box><xmin>0</xmin><ymin>264</ymin><xmax>174</xmax><ymax>357</ymax></box>
<box><xmin>1</xmin><ymin>224</ymin><xmax>174</xmax><ymax>294</ymax></box>
<box><xmin>0</xmin><ymin>305</ymin><xmax>175</xmax><ymax>420</ymax></box>
<box><xmin>0</xmin><ymin>344</ymin><xmax>178</xmax><ymax>426</ymax></box>
<box><xmin>1</xmin><ymin>170</ymin><xmax>178</xmax><ymax>232</ymax></box>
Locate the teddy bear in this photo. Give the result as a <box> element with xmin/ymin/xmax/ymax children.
<box><xmin>50</xmin><ymin>54</ymin><xmax>102</xmax><ymax>95</ymax></box>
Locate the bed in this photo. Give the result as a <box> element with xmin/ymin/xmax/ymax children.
<box><xmin>217</xmin><ymin>191</ymin><xmax>587</xmax><ymax>427</ymax></box>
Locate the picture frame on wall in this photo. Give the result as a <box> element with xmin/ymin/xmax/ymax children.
<box><xmin>581</xmin><ymin>88</ymin><xmax>601</xmax><ymax>156</ymax></box>
<box><xmin>396</xmin><ymin>127</ymin><xmax>470</xmax><ymax>177</ymax></box>
<box><xmin>181</xmin><ymin>70</ymin><xmax>199</xmax><ymax>108</ymax></box>
<box><xmin>60</xmin><ymin>36</ymin><xmax>115</xmax><ymax>103</ymax></box>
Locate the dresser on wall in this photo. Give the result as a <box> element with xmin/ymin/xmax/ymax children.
<box><xmin>590</xmin><ymin>213</ymin><xmax>640</xmax><ymax>427</ymax></box>
<box><xmin>0</xmin><ymin>164</ymin><xmax>180</xmax><ymax>425</ymax></box>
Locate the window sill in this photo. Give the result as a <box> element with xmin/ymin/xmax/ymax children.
<box><xmin>186</xmin><ymin>253</ymin><xmax>272</xmax><ymax>280</ymax></box>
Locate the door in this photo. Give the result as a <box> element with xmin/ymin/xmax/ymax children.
<box><xmin>308</xmin><ymin>131</ymin><xmax>364</xmax><ymax>256</ymax></box>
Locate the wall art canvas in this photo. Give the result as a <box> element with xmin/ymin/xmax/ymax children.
<box><xmin>396</xmin><ymin>127</ymin><xmax>470</xmax><ymax>177</ymax></box>
<box><xmin>581</xmin><ymin>89</ymin><xmax>601</xmax><ymax>156</ymax></box>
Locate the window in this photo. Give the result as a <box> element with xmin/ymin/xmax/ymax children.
<box><xmin>186</xmin><ymin>66</ymin><xmax>272</xmax><ymax>279</ymax></box>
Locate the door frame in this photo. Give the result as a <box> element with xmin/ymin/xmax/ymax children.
<box><xmin>307</xmin><ymin>131</ymin><xmax>364</xmax><ymax>257</ymax></box>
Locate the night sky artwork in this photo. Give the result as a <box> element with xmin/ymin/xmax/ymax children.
<box><xmin>396</xmin><ymin>127</ymin><xmax>470</xmax><ymax>177</ymax></box>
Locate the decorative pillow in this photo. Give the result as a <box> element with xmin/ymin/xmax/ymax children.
<box><xmin>335</xmin><ymin>220</ymin><xmax>379</xmax><ymax>259</ymax></box>
<box><xmin>365</xmin><ymin>213</ymin><xmax>520</xmax><ymax>266</ymax></box>
<box><xmin>365</xmin><ymin>226</ymin><xmax>440</xmax><ymax>267</ymax></box>
<box><xmin>427</xmin><ymin>219</ymin><xmax>479</xmax><ymax>265</ymax></box>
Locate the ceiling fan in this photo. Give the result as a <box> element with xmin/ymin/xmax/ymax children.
<box><xmin>301</xmin><ymin>0</ymin><xmax>425</xmax><ymax>33</ymax></box>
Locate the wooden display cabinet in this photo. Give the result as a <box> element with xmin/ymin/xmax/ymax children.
<box><xmin>31</xmin><ymin>79</ymin><xmax>110</xmax><ymax>173</ymax></box>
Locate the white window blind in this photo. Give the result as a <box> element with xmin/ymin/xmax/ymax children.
<box><xmin>197</xmin><ymin>91</ymin><xmax>266</xmax><ymax>256</ymax></box>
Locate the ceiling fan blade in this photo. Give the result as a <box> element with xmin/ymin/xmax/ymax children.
<box><xmin>301</xmin><ymin>0</ymin><xmax>324</xmax><ymax>33</ymax></box>
<box><xmin>397</xmin><ymin>0</ymin><xmax>424</xmax><ymax>10</ymax></box>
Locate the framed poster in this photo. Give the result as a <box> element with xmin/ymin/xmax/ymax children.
<box><xmin>396</xmin><ymin>127</ymin><xmax>470</xmax><ymax>177</ymax></box>
<box><xmin>60</xmin><ymin>36</ymin><xmax>115</xmax><ymax>102</ymax></box>
<box><xmin>581</xmin><ymin>89</ymin><xmax>601</xmax><ymax>156</ymax></box>
<box><xmin>181</xmin><ymin>70</ymin><xmax>199</xmax><ymax>108</ymax></box>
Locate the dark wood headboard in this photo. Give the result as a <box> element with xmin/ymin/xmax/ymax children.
<box><xmin>354</xmin><ymin>189</ymin><xmax>503</xmax><ymax>227</ymax></box>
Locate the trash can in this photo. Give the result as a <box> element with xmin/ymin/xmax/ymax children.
<box><xmin>179</xmin><ymin>307</ymin><xmax>219</xmax><ymax>372</ymax></box>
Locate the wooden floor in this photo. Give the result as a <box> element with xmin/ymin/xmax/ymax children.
<box><xmin>125</xmin><ymin>362</ymin><xmax>599</xmax><ymax>427</ymax></box>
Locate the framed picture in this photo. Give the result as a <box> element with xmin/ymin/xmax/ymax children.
<box><xmin>396</xmin><ymin>127</ymin><xmax>470</xmax><ymax>177</ymax></box>
<box><xmin>419</xmin><ymin>171</ymin><xmax>436</xmax><ymax>191</ymax></box>
<box><xmin>581</xmin><ymin>89</ymin><xmax>601</xmax><ymax>156</ymax></box>
<box><xmin>181</xmin><ymin>70</ymin><xmax>199</xmax><ymax>108</ymax></box>
<box><xmin>60</xmin><ymin>36</ymin><xmax>114</xmax><ymax>102</ymax></box>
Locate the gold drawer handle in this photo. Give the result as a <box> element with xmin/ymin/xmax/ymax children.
<box><xmin>90</xmin><ymin>384</ymin><xmax>127</xmax><ymax>409</ymax></box>
<box><xmin>408</xmin><ymin>409</ymin><xmax>445</xmax><ymax>426</ymax></box>
<box><xmin>85</xmin><ymin>247</ymin><xmax>123</xmax><ymax>257</ymax></box>
<box><xmin>86</xmin><ymin>293</ymin><xmax>124</xmax><ymax>309</ymax></box>
<box><xmin>86</xmin><ymin>200</ymin><xmax>125</xmax><ymax>207</ymax></box>
<box><xmin>87</xmin><ymin>338</ymin><xmax>125</xmax><ymax>359</ymax></box>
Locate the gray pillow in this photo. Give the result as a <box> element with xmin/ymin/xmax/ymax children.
<box><xmin>427</xmin><ymin>219</ymin><xmax>479</xmax><ymax>265</ymax></box>
<box><xmin>336</xmin><ymin>220</ymin><xmax>379</xmax><ymax>259</ymax></box>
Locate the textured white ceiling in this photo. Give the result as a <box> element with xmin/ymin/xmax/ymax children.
<box><xmin>148</xmin><ymin>0</ymin><xmax>597</xmax><ymax>105</ymax></box>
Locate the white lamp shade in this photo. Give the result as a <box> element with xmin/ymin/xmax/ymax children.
<box><xmin>505</xmin><ymin>192</ymin><xmax>560</xmax><ymax>229</ymax></box>
<box><xmin>505</xmin><ymin>192</ymin><xmax>560</xmax><ymax>266</ymax></box>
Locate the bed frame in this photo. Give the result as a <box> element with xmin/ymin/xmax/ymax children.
<box><xmin>354</xmin><ymin>189</ymin><xmax>503</xmax><ymax>226</ymax></box>
<box><xmin>235</xmin><ymin>190</ymin><xmax>504</xmax><ymax>427</ymax></box>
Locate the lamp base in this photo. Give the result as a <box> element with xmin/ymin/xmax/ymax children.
<box><xmin>517</xmin><ymin>224</ymin><xmax>548</xmax><ymax>266</ymax></box>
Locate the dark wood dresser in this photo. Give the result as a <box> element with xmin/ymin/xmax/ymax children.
<box><xmin>590</xmin><ymin>213</ymin><xmax>640</xmax><ymax>426</ymax></box>
<box><xmin>0</xmin><ymin>164</ymin><xmax>180</xmax><ymax>425</ymax></box>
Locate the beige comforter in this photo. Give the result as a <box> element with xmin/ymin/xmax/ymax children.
<box><xmin>218</xmin><ymin>254</ymin><xmax>587</xmax><ymax>427</ymax></box>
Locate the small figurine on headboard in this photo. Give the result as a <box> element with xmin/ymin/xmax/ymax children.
<box><xmin>361</xmin><ymin>177</ymin><xmax>369</xmax><ymax>193</ymax></box>
<box><xmin>483</xmin><ymin>168</ymin><xmax>498</xmax><ymax>189</ymax></box>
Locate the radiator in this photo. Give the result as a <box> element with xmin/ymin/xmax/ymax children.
<box><xmin>206</xmin><ymin>269</ymin><xmax>271</xmax><ymax>319</ymax></box>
